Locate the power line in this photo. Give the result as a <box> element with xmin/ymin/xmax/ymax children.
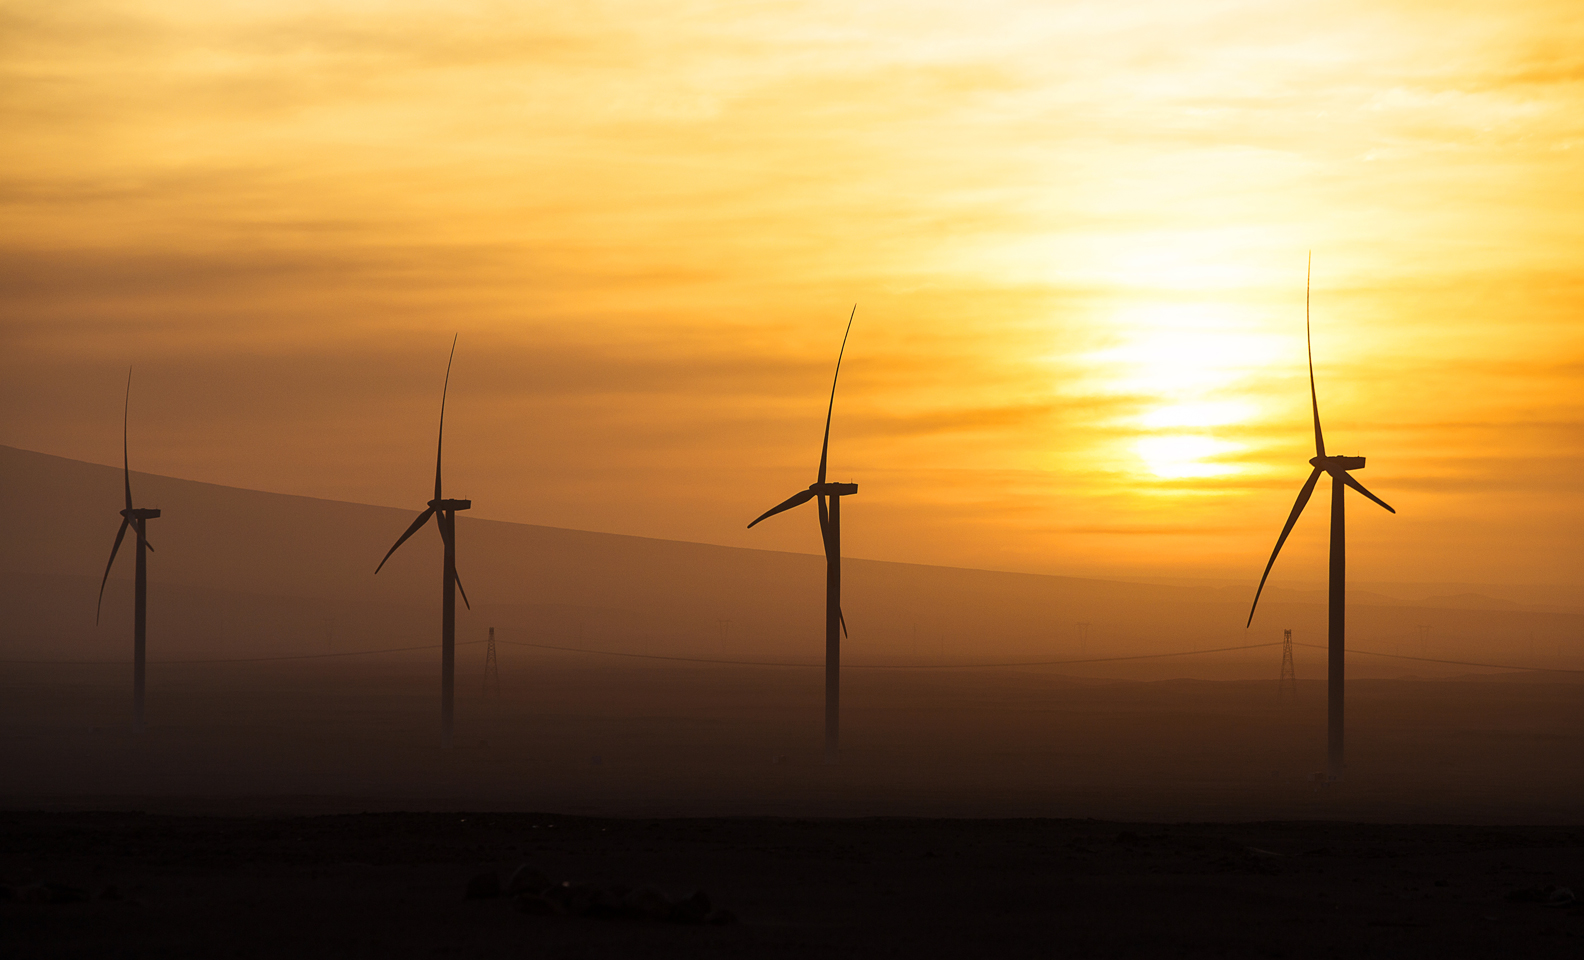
<box><xmin>5</xmin><ymin>637</ymin><xmax>1576</xmax><ymax>674</ymax></box>
<box><xmin>0</xmin><ymin>640</ymin><xmax>486</xmax><ymax>666</ymax></box>
<box><xmin>495</xmin><ymin>639</ymin><xmax>820</xmax><ymax>668</ymax></box>
<box><xmin>1290</xmin><ymin>642</ymin><xmax>1584</xmax><ymax>673</ymax></box>
<box><xmin>496</xmin><ymin>638</ymin><xmax>1289</xmax><ymax>669</ymax></box>
<box><xmin>2</xmin><ymin>638</ymin><xmax>1277</xmax><ymax>669</ymax></box>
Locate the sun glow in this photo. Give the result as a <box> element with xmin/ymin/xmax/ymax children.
<box><xmin>1077</xmin><ymin>304</ymin><xmax>1278</xmax><ymax>484</ymax></box>
<box><xmin>1135</xmin><ymin>435</ymin><xmax>1243</xmax><ymax>480</ymax></box>
<box><xmin>1138</xmin><ymin>401</ymin><xmax>1257</xmax><ymax>430</ymax></box>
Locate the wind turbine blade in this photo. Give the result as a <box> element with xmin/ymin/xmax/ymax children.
<box><xmin>123</xmin><ymin>367</ymin><xmax>134</xmax><ymax>511</ymax></box>
<box><xmin>96</xmin><ymin>518</ymin><xmax>132</xmax><ymax>624</ymax></box>
<box><xmin>1342</xmin><ymin>472</ymin><xmax>1396</xmax><ymax>514</ymax></box>
<box><xmin>817</xmin><ymin>305</ymin><xmax>857</xmax><ymax>485</ymax></box>
<box><xmin>454</xmin><ymin>567</ymin><xmax>471</xmax><ymax>610</ymax></box>
<box><xmin>747</xmin><ymin>488</ymin><xmax>816</xmax><ymax>528</ymax></box>
<box><xmin>143</xmin><ymin>538</ymin><xmax>154</xmax><ymax>552</ymax></box>
<box><xmin>839</xmin><ymin>607</ymin><xmax>847</xmax><ymax>638</ymax></box>
<box><xmin>1306</xmin><ymin>253</ymin><xmax>1326</xmax><ymax>459</ymax></box>
<box><xmin>435</xmin><ymin>334</ymin><xmax>458</xmax><ymax>501</ymax></box>
<box><xmin>1246</xmin><ymin>466</ymin><xmax>1324</xmax><ymax>627</ymax></box>
<box><xmin>375</xmin><ymin>507</ymin><xmax>436</xmax><ymax>573</ymax></box>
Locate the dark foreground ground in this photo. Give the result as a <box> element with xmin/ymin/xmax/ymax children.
<box><xmin>5</xmin><ymin>664</ymin><xmax>1583</xmax><ymax>957</ymax></box>
<box><xmin>3</xmin><ymin>811</ymin><xmax>1582</xmax><ymax>959</ymax></box>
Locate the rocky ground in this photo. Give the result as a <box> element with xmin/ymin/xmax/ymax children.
<box><xmin>3</xmin><ymin>811</ymin><xmax>1581</xmax><ymax>959</ymax></box>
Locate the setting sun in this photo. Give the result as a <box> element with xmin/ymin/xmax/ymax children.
<box><xmin>1136</xmin><ymin>435</ymin><xmax>1245</xmax><ymax>481</ymax></box>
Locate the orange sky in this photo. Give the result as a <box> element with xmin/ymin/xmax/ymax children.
<box><xmin>2</xmin><ymin>0</ymin><xmax>1581</xmax><ymax>589</ymax></box>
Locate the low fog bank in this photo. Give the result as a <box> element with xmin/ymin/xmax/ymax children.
<box><xmin>2</xmin><ymin>660</ymin><xmax>1581</xmax><ymax>822</ymax></box>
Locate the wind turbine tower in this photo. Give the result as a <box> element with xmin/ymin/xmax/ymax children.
<box><xmin>748</xmin><ymin>307</ymin><xmax>859</xmax><ymax>764</ymax></box>
<box><xmin>96</xmin><ymin>369</ymin><xmax>162</xmax><ymax>733</ymax></box>
<box><xmin>376</xmin><ymin>336</ymin><xmax>473</xmax><ymax>748</ymax></box>
<box><xmin>1247</xmin><ymin>257</ymin><xmax>1397</xmax><ymax>781</ymax></box>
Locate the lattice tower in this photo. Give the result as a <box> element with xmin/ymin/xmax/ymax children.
<box><xmin>483</xmin><ymin>626</ymin><xmax>499</xmax><ymax>698</ymax></box>
<box><xmin>1279</xmin><ymin>628</ymin><xmax>1297</xmax><ymax>697</ymax></box>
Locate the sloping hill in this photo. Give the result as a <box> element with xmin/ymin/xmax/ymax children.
<box><xmin>2</xmin><ymin>445</ymin><xmax>1573</xmax><ymax>674</ymax></box>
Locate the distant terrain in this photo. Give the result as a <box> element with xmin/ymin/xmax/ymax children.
<box><xmin>5</xmin><ymin>445</ymin><xmax>1579</xmax><ymax>679</ymax></box>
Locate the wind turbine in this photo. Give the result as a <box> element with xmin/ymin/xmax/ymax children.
<box><xmin>1247</xmin><ymin>257</ymin><xmax>1396</xmax><ymax>781</ymax></box>
<box><xmin>375</xmin><ymin>335</ymin><xmax>472</xmax><ymax>749</ymax></box>
<box><xmin>748</xmin><ymin>307</ymin><xmax>858</xmax><ymax>764</ymax></box>
<box><xmin>96</xmin><ymin>368</ymin><xmax>161</xmax><ymax>733</ymax></box>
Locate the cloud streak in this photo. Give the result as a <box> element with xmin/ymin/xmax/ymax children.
<box><xmin>1</xmin><ymin>0</ymin><xmax>1581</xmax><ymax>584</ymax></box>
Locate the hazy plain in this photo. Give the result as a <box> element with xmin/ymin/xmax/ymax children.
<box><xmin>4</xmin><ymin>656</ymin><xmax>1581</xmax><ymax>823</ymax></box>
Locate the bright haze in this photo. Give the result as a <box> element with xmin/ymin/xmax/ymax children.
<box><xmin>3</xmin><ymin>0</ymin><xmax>1582</xmax><ymax>591</ymax></box>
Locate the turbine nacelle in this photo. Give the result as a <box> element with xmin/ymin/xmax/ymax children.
<box><xmin>120</xmin><ymin>508</ymin><xmax>162</xmax><ymax>520</ymax></box>
<box><xmin>428</xmin><ymin>498</ymin><xmax>472</xmax><ymax>511</ymax></box>
<box><xmin>810</xmin><ymin>482</ymin><xmax>858</xmax><ymax>496</ymax></box>
<box><xmin>1310</xmin><ymin>455</ymin><xmax>1365</xmax><ymax>473</ymax></box>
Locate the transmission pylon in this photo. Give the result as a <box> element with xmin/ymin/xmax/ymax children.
<box><xmin>1279</xmin><ymin>628</ymin><xmax>1297</xmax><ymax>697</ymax></box>
<box><xmin>483</xmin><ymin>626</ymin><xmax>499</xmax><ymax>698</ymax></box>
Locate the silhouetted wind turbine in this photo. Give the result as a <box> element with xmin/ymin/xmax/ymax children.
<box><xmin>748</xmin><ymin>307</ymin><xmax>858</xmax><ymax>764</ymax></box>
<box><xmin>1247</xmin><ymin>257</ymin><xmax>1396</xmax><ymax>781</ymax></box>
<box><xmin>375</xmin><ymin>336</ymin><xmax>472</xmax><ymax>749</ymax></box>
<box><xmin>96</xmin><ymin>368</ymin><xmax>161</xmax><ymax>733</ymax></box>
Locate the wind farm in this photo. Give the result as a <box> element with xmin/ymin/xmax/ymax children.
<box><xmin>3</xmin><ymin>388</ymin><xmax>1580</xmax><ymax>956</ymax></box>
<box><xmin>4</xmin><ymin>0</ymin><xmax>1584</xmax><ymax>956</ymax></box>
<box><xmin>4</xmin><ymin>438</ymin><xmax>1582</xmax><ymax>957</ymax></box>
